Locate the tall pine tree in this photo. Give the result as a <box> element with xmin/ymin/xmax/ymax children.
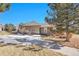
<box><xmin>45</xmin><ymin>3</ymin><xmax>79</xmax><ymax>41</ymax></box>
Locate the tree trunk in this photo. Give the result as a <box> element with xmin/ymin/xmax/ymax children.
<box><xmin>66</xmin><ymin>28</ymin><xmax>69</xmax><ymax>41</ymax></box>
<box><xmin>65</xmin><ymin>18</ymin><xmax>69</xmax><ymax>42</ymax></box>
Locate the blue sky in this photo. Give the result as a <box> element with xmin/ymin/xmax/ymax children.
<box><xmin>0</xmin><ymin>3</ymin><xmax>48</xmax><ymax>25</ymax></box>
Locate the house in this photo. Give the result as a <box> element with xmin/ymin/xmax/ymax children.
<box><xmin>19</xmin><ymin>21</ymin><xmax>41</xmax><ymax>34</ymax></box>
<box><xmin>18</xmin><ymin>21</ymin><xmax>55</xmax><ymax>35</ymax></box>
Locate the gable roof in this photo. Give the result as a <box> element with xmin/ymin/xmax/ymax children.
<box><xmin>23</xmin><ymin>21</ymin><xmax>41</xmax><ymax>26</ymax></box>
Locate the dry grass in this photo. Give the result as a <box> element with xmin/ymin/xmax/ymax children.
<box><xmin>61</xmin><ymin>34</ymin><xmax>79</xmax><ymax>49</ymax></box>
<box><xmin>0</xmin><ymin>31</ymin><xmax>11</xmax><ymax>35</ymax></box>
<box><xmin>0</xmin><ymin>44</ymin><xmax>64</xmax><ymax>56</ymax></box>
<box><xmin>52</xmin><ymin>33</ymin><xmax>79</xmax><ymax>49</ymax></box>
<box><xmin>41</xmin><ymin>35</ymin><xmax>66</xmax><ymax>41</ymax></box>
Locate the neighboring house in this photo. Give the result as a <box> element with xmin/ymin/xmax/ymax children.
<box><xmin>0</xmin><ymin>24</ymin><xmax>4</xmax><ymax>31</ymax></box>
